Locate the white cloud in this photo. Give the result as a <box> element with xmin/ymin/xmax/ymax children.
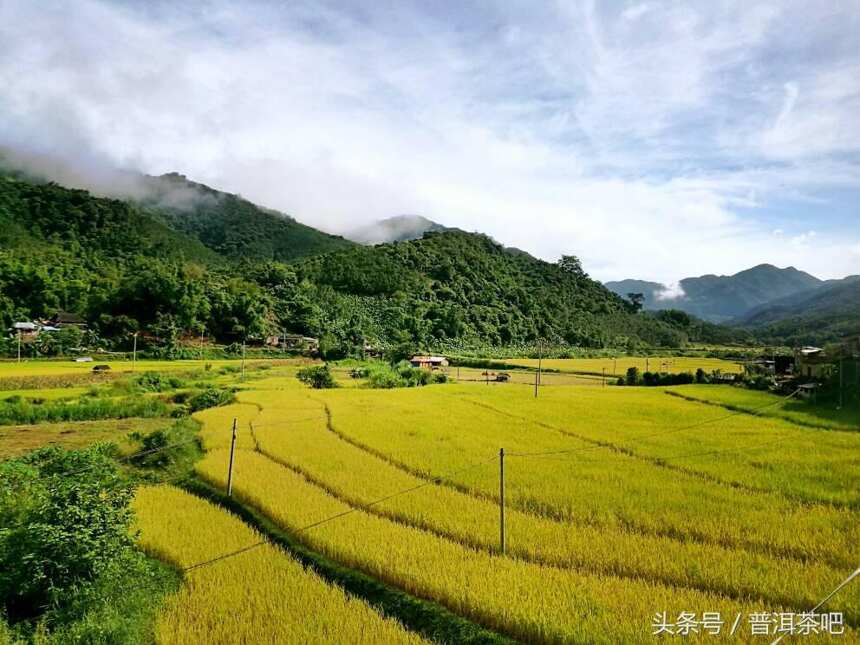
<box><xmin>0</xmin><ymin>0</ymin><xmax>858</xmax><ymax>284</ymax></box>
<box><xmin>655</xmin><ymin>283</ymin><xmax>686</xmax><ymax>301</ymax></box>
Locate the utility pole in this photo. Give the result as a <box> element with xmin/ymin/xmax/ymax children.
<box><xmin>227</xmin><ymin>418</ymin><xmax>238</xmax><ymax>496</ymax></box>
<box><xmin>646</xmin><ymin>357</ymin><xmax>650</xmax><ymax>373</ymax></box>
<box><xmin>538</xmin><ymin>339</ymin><xmax>543</xmax><ymax>386</ymax></box>
<box><xmin>602</xmin><ymin>367</ymin><xmax>606</xmax><ymax>387</ymax></box>
<box><xmin>17</xmin><ymin>329</ymin><xmax>21</xmax><ymax>363</ymax></box>
<box><xmin>613</xmin><ymin>357</ymin><xmax>617</xmax><ymax>375</ymax></box>
<box><xmin>132</xmin><ymin>333</ymin><xmax>138</xmax><ymax>372</ymax></box>
<box><xmin>838</xmin><ymin>358</ymin><xmax>844</xmax><ymax>410</ymax></box>
<box><xmin>199</xmin><ymin>328</ymin><xmax>205</xmax><ymax>359</ymax></box>
<box><xmin>499</xmin><ymin>448</ymin><xmax>506</xmax><ymax>555</ymax></box>
<box><xmin>241</xmin><ymin>341</ymin><xmax>246</xmax><ymax>380</ymax></box>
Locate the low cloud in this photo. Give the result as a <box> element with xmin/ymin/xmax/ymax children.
<box><xmin>655</xmin><ymin>282</ymin><xmax>686</xmax><ymax>301</ymax></box>
<box><xmin>0</xmin><ymin>0</ymin><xmax>858</xmax><ymax>282</ymax></box>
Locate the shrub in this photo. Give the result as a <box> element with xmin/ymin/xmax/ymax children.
<box><xmin>296</xmin><ymin>365</ymin><xmax>337</xmax><ymax>389</ymax></box>
<box><xmin>625</xmin><ymin>367</ymin><xmax>640</xmax><ymax>386</ymax></box>
<box><xmin>0</xmin><ymin>446</ymin><xmax>135</xmax><ymax>621</ymax></box>
<box><xmin>187</xmin><ymin>388</ymin><xmax>235</xmax><ymax>412</ymax></box>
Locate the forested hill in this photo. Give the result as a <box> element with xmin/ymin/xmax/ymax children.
<box><xmin>0</xmin><ymin>171</ymin><xmax>694</xmax><ymax>354</ymax></box>
<box><xmin>738</xmin><ymin>277</ymin><xmax>860</xmax><ymax>345</ymax></box>
<box><xmin>295</xmin><ymin>232</ymin><xmax>686</xmax><ymax>349</ymax></box>
<box><xmin>140</xmin><ymin>172</ymin><xmax>355</xmax><ymax>261</ymax></box>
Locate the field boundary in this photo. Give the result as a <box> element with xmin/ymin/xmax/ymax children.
<box><xmin>180</xmin><ymin>477</ymin><xmax>517</xmax><ymax>645</ymax></box>
<box><xmin>664</xmin><ymin>390</ymin><xmax>860</xmax><ymax>433</ymax></box>
<box><xmin>452</xmin><ymin>392</ymin><xmax>852</xmax><ymax>511</ymax></box>
<box><xmin>316</xmin><ymin>396</ymin><xmax>851</xmax><ymax>567</ymax></box>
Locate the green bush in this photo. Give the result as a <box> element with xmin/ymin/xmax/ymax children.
<box><xmin>0</xmin><ymin>447</ymin><xmax>134</xmax><ymax>621</ymax></box>
<box><xmin>296</xmin><ymin>365</ymin><xmax>337</xmax><ymax>389</ymax></box>
<box><xmin>363</xmin><ymin>361</ymin><xmax>447</xmax><ymax>389</ymax></box>
<box><xmin>187</xmin><ymin>388</ymin><xmax>235</xmax><ymax>412</ymax></box>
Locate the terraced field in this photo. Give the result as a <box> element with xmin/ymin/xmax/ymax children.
<box><xmin>133</xmin><ymin>486</ymin><xmax>425</xmax><ymax>644</ymax></box>
<box><xmin>178</xmin><ymin>372</ymin><xmax>858</xmax><ymax>642</ymax></box>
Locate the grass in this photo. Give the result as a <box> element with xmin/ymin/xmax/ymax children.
<box><xmin>0</xmin><ymin>396</ymin><xmax>170</xmax><ymax>426</ymax></box>
<box><xmin>0</xmin><ymin>417</ymin><xmax>173</xmax><ymax>459</ymax></box>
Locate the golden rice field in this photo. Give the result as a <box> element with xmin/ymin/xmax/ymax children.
<box><xmin>133</xmin><ymin>486</ymin><xmax>425</xmax><ymax>644</ymax></box>
<box><xmin>504</xmin><ymin>356</ymin><xmax>744</xmax><ymax>375</ymax></box>
<box><xmin>180</xmin><ymin>371</ymin><xmax>858</xmax><ymax>642</ymax></box>
<box><xmin>8</xmin><ymin>354</ymin><xmax>842</xmax><ymax>642</ymax></box>
<box><xmin>0</xmin><ymin>358</ymin><xmax>299</xmax><ymax>378</ymax></box>
<box><xmin>202</xmin><ymin>386</ymin><xmax>856</xmax><ymax>618</ymax></box>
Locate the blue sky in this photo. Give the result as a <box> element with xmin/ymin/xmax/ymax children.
<box><xmin>1</xmin><ymin>0</ymin><xmax>859</xmax><ymax>283</ymax></box>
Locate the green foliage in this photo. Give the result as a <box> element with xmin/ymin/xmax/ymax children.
<box><xmin>625</xmin><ymin>367</ymin><xmax>640</xmax><ymax>385</ymax></box>
<box><xmin>296</xmin><ymin>365</ymin><xmax>337</xmax><ymax>389</ymax></box>
<box><xmin>134</xmin><ymin>372</ymin><xmax>184</xmax><ymax>392</ymax></box>
<box><xmin>296</xmin><ymin>231</ymin><xmax>687</xmax><ymax>352</ymax></box>
<box><xmin>364</xmin><ymin>361</ymin><xmax>447</xmax><ymax>389</ymax></box>
<box><xmin>0</xmin><ymin>446</ymin><xmax>134</xmax><ymax>621</ymax></box>
<box><xmin>0</xmin><ymin>397</ymin><xmax>169</xmax><ymax>426</ymax></box>
<box><xmin>146</xmin><ymin>172</ymin><xmax>354</xmax><ymax>262</ymax></box>
<box><xmin>187</xmin><ymin>388</ymin><xmax>235</xmax><ymax>412</ymax></box>
<box><xmin>0</xmin><ymin>173</ymin><xmax>695</xmax><ymax>354</ymax></box>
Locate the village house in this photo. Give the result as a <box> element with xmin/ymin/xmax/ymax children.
<box><xmin>10</xmin><ymin>321</ymin><xmax>40</xmax><ymax>341</ymax></box>
<box><xmin>44</xmin><ymin>311</ymin><xmax>87</xmax><ymax>329</ymax></box>
<box><xmin>795</xmin><ymin>346</ymin><xmax>833</xmax><ymax>380</ymax></box>
<box><xmin>410</xmin><ymin>355</ymin><xmax>449</xmax><ymax>369</ymax></box>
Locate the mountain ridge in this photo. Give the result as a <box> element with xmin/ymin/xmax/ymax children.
<box><xmin>606</xmin><ymin>264</ymin><xmax>824</xmax><ymax>322</ymax></box>
<box><xmin>346</xmin><ymin>214</ymin><xmax>449</xmax><ymax>245</ymax></box>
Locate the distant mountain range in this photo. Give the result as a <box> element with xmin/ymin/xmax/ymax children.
<box><xmin>606</xmin><ymin>265</ymin><xmax>860</xmax><ymax>345</ymax></box>
<box><xmin>606</xmin><ymin>265</ymin><xmax>823</xmax><ymax>323</ymax></box>
<box><xmin>737</xmin><ymin>276</ymin><xmax>860</xmax><ymax>345</ymax></box>
<box><xmin>346</xmin><ymin>215</ymin><xmax>448</xmax><ymax>244</ymax></box>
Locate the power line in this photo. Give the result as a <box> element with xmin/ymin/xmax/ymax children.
<box><xmin>180</xmin><ymin>455</ymin><xmax>497</xmax><ymax>573</ymax></box>
<box><xmin>508</xmin><ymin>389</ymin><xmax>800</xmax><ymax>459</ymax></box>
<box><xmin>770</xmin><ymin>565</ymin><xmax>860</xmax><ymax>645</ymax></box>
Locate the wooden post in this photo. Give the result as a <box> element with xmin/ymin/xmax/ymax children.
<box><xmin>241</xmin><ymin>342</ymin><xmax>246</xmax><ymax>380</ymax></box>
<box><xmin>132</xmin><ymin>333</ymin><xmax>138</xmax><ymax>372</ymax></box>
<box><xmin>838</xmin><ymin>358</ymin><xmax>844</xmax><ymax>410</ymax></box>
<box><xmin>499</xmin><ymin>448</ymin><xmax>506</xmax><ymax>555</ymax></box>
<box><xmin>17</xmin><ymin>329</ymin><xmax>21</xmax><ymax>363</ymax></box>
<box><xmin>537</xmin><ymin>339</ymin><xmax>543</xmax><ymax>386</ymax></box>
<box><xmin>613</xmin><ymin>357</ymin><xmax>617</xmax><ymax>375</ymax></box>
<box><xmin>602</xmin><ymin>367</ymin><xmax>606</xmax><ymax>387</ymax></box>
<box><xmin>227</xmin><ymin>418</ymin><xmax>238</xmax><ymax>496</ymax></box>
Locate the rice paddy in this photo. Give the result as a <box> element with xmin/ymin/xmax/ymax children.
<box><xmin>7</xmin><ymin>357</ymin><xmax>858</xmax><ymax>642</ymax></box>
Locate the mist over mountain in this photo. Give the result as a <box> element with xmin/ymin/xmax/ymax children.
<box><xmin>0</xmin><ymin>149</ymin><xmax>354</xmax><ymax>262</ymax></box>
<box><xmin>346</xmin><ymin>215</ymin><xmax>449</xmax><ymax>245</ymax></box>
<box><xmin>606</xmin><ymin>265</ymin><xmax>824</xmax><ymax>323</ymax></box>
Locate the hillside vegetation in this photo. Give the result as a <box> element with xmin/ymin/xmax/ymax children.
<box><xmin>0</xmin><ymin>172</ymin><xmax>729</xmax><ymax>354</ymax></box>
<box><xmin>739</xmin><ymin>277</ymin><xmax>860</xmax><ymax>345</ymax></box>
<box><xmin>142</xmin><ymin>172</ymin><xmax>355</xmax><ymax>261</ymax></box>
